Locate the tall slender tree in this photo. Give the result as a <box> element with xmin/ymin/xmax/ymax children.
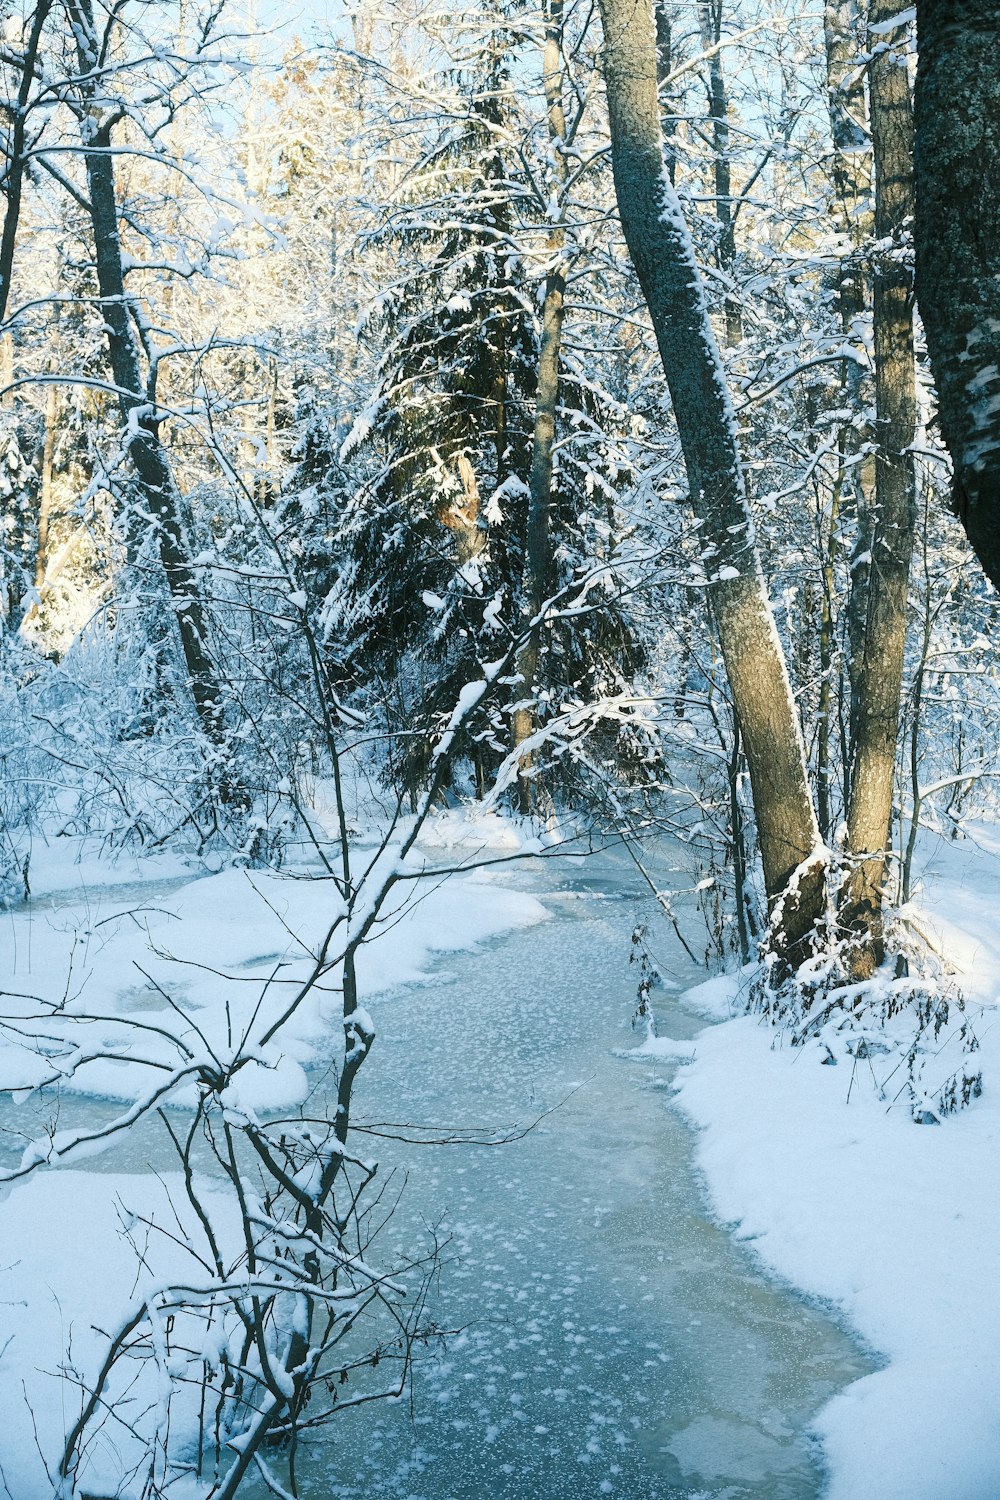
<box><xmin>0</xmin><ymin>0</ymin><xmax>53</xmax><ymax>327</ymax></box>
<box><xmin>840</xmin><ymin>1</ymin><xmax>917</xmax><ymax>976</ymax></box>
<box><xmin>65</xmin><ymin>0</ymin><xmax>223</xmax><ymax>739</ymax></box>
<box><xmin>699</xmin><ymin>0</ymin><xmax>742</xmax><ymax>346</ymax></box>
<box><xmin>598</xmin><ymin>0</ymin><xmax>824</xmax><ymax>962</ymax></box>
<box><xmin>511</xmin><ymin>0</ymin><xmax>569</xmax><ymax>809</ymax></box>
<box><xmin>821</xmin><ymin>0</ymin><xmax>873</xmax><ymax>825</ymax></box>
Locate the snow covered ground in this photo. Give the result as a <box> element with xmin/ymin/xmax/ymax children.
<box><xmin>673</xmin><ymin>825</ymin><xmax>1000</xmax><ymax>1500</ymax></box>
<box><xmin>0</xmin><ymin>808</ymin><xmax>551</xmax><ymax>1499</ymax></box>
<box><xmin>2</xmin><ymin>810</ymin><xmax>999</xmax><ymax>1498</ymax></box>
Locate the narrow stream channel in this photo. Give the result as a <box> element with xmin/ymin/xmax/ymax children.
<box><xmin>0</xmin><ymin>852</ymin><xmax>873</xmax><ymax>1498</ymax></box>
<box><xmin>257</xmin><ymin>852</ymin><xmax>873</xmax><ymax>1500</ymax></box>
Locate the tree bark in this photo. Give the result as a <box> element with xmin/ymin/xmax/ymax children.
<box><xmin>823</xmin><ymin>0</ymin><xmax>869</xmax><ymax>321</ymax></box>
<box><xmin>821</xmin><ymin>0</ymin><xmax>874</xmax><ymax>816</ymax></box>
<box><xmin>841</xmin><ymin>3</ymin><xmax>917</xmax><ymax>978</ymax></box>
<box><xmin>599</xmin><ymin>0</ymin><xmax>823</xmax><ymax>962</ymax></box>
<box><xmin>67</xmin><ymin>0</ymin><xmax>222</xmax><ymax>738</ymax></box>
<box><xmin>822</xmin><ymin>0</ymin><xmax>870</xmax><ymax>416</ymax></box>
<box><xmin>699</xmin><ymin>1</ymin><xmax>741</xmax><ymax>345</ymax></box>
<box><xmin>0</xmin><ymin>0</ymin><xmax>52</xmax><ymax>326</ymax></box>
<box><xmin>439</xmin><ymin>452</ymin><xmax>486</xmax><ymax>566</ymax></box>
<box><xmin>35</xmin><ymin>382</ymin><xmax>56</xmax><ymax>590</ymax></box>
<box><xmin>654</xmin><ymin>0</ymin><xmax>677</xmax><ymax>183</ymax></box>
<box><xmin>512</xmin><ymin>0</ymin><xmax>567</xmax><ymax>812</ymax></box>
<box><xmin>914</xmin><ymin>0</ymin><xmax>1000</xmax><ymax>592</ymax></box>
<box><xmin>816</xmin><ymin>482</ymin><xmax>840</xmax><ymax>840</ymax></box>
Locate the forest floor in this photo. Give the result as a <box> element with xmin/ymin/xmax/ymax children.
<box><xmin>0</xmin><ymin>807</ymin><xmax>996</xmax><ymax>1498</ymax></box>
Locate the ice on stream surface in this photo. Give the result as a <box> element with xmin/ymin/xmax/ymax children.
<box><xmin>244</xmin><ymin>856</ymin><xmax>872</xmax><ymax>1500</ymax></box>
<box><xmin>0</xmin><ymin>849</ymin><xmax>873</xmax><ymax>1498</ymax></box>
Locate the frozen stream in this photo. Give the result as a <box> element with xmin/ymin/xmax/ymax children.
<box><xmin>0</xmin><ymin>850</ymin><xmax>873</xmax><ymax>1499</ymax></box>
<box><xmin>256</xmin><ymin>852</ymin><xmax>873</xmax><ymax>1500</ymax></box>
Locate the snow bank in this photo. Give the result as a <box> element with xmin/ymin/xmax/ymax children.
<box><xmin>0</xmin><ymin>1172</ymin><xmax>226</xmax><ymax>1499</ymax></box>
<box><xmin>673</xmin><ymin>829</ymin><xmax>1000</xmax><ymax>1500</ymax></box>
<box><xmin>0</xmin><ymin>811</ymin><xmax>553</xmax><ymax>1497</ymax></box>
<box><xmin>0</xmin><ymin>824</ymin><xmax>549</xmax><ymax>1118</ymax></box>
<box><xmin>23</xmin><ymin>840</ymin><xmax>192</xmax><ymax>898</ymax></box>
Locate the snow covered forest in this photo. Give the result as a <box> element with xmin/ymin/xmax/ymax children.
<box><xmin>1</xmin><ymin>0</ymin><xmax>999</xmax><ymax>1496</ymax></box>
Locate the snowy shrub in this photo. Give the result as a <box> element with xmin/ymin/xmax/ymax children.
<box><xmin>754</xmin><ymin>896</ymin><xmax>983</xmax><ymax>1123</ymax></box>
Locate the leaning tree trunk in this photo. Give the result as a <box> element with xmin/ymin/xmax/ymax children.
<box><xmin>599</xmin><ymin>0</ymin><xmax>823</xmax><ymax>963</ymax></box>
<box><xmin>913</xmin><ymin>0</ymin><xmax>1000</xmax><ymax>592</ymax></box>
<box><xmin>840</xmin><ymin>2</ymin><xmax>917</xmax><ymax>978</ymax></box>
<box><xmin>68</xmin><ymin>0</ymin><xmax>222</xmax><ymax>739</ymax></box>
<box><xmin>512</xmin><ymin>0</ymin><xmax>568</xmax><ymax>813</ymax></box>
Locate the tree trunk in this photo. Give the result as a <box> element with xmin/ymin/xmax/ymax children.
<box><xmin>821</xmin><ymin>0</ymin><xmax>870</xmax><ymax>428</ymax></box>
<box><xmin>599</xmin><ymin>0</ymin><xmax>823</xmax><ymax>963</ymax></box>
<box><xmin>439</xmin><ymin>452</ymin><xmax>486</xmax><ymax>566</ymax></box>
<box><xmin>0</xmin><ymin>0</ymin><xmax>52</xmax><ymax>326</ymax></box>
<box><xmin>841</xmin><ymin>3</ymin><xmax>917</xmax><ymax>978</ymax></box>
<box><xmin>35</xmin><ymin>382</ymin><xmax>56</xmax><ymax>590</ymax></box>
<box><xmin>914</xmin><ymin>0</ymin><xmax>1000</xmax><ymax>592</ymax></box>
<box><xmin>512</xmin><ymin>0</ymin><xmax>567</xmax><ymax>812</ymax></box>
<box><xmin>67</xmin><ymin>0</ymin><xmax>222</xmax><ymax>739</ymax></box>
<box><xmin>821</xmin><ymin>0</ymin><xmax>874</xmax><ymax>815</ymax></box>
<box><xmin>816</xmin><ymin>481</ymin><xmax>840</xmax><ymax>841</ymax></box>
<box><xmin>823</xmin><ymin>0</ymin><xmax>869</xmax><ymax>316</ymax></box>
<box><xmin>699</xmin><ymin>1</ymin><xmax>742</xmax><ymax>345</ymax></box>
<box><xmin>655</xmin><ymin>0</ymin><xmax>678</xmax><ymax>183</ymax></box>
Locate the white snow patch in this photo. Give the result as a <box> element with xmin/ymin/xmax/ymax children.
<box><xmin>674</xmin><ymin>829</ymin><xmax>1000</xmax><ymax>1500</ymax></box>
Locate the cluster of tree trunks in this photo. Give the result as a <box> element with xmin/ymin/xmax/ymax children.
<box><xmin>5</xmin><ymin>0</ymin><xmax>997</xmax><ymax>981</ymax></box>
<box><xmin>594</xmin><ymin>0</ymin><xmax>996</xmax><ymax>975</ymax></box>
<box><xmin>598</xmin><ymin>0</ymin><xmax>928</xmax><ymax>978</ymax></box>
<box><xmin>841</xmin><ymin>2</ymin><xmax>917</xmax><ymax>978</ymax></box>
<box><xmin>68</xmin><ymin>0</ymin><xmax>223</xmax><ymax>741</ymax></box>
<box><xmin>599</xmin><ymin>0</ymin><xmax>824</xmax><ymax>966</ymax></box>
<box><xmin>8</xmin><ymin>0</ymin><xmax>670</xmax><ymax>813</ymax></box>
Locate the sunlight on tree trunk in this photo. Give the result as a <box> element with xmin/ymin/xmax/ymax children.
<box><xmin>842</xmin><ymin>1</ymin><xmax>917</xmax><ymax>979</ymax></box>
<box><xmin>67</xmin><ymin>0</ymin><xmax>223</xmax><ymax>742</ymax></box>
<box><xmin>599</xmin><ymin>0</ymin><xmax>823</xmax><ymax>963</ymax></box>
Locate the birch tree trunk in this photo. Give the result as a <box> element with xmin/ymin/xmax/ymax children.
<box><xmin>599</xmin><ymin>0</ymin><xmax>822</xmax><ymax>962</ymax></box>
<box><xmin>67</xmin><ymin>0</ymin><xmax>223</xmax><ymax>740</ymax></box>
<box><xmin>841</xmin><ymin>3</ymin><xmax>917</xmax><ymax>977</ymax></box>
<box><xmin>914</xmin><ymin>0</ymin><xmax>1000</xmax><ymax>592</ymax></box>
<box><xmin>512</xmin><ymin>0</ymin><xmax>568</xmax><ymax>812</ymax></box>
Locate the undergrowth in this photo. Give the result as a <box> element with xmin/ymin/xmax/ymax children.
<box><xmin>754</xmin><ymin>910</ymin><xmax>983</xmax><ymax>1124</ymax></box>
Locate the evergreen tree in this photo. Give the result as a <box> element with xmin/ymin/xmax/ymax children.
<box><xmin>314</xmin><ymin>16</ymin><xmax>650</xmax><ymax>803</ymax></box>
